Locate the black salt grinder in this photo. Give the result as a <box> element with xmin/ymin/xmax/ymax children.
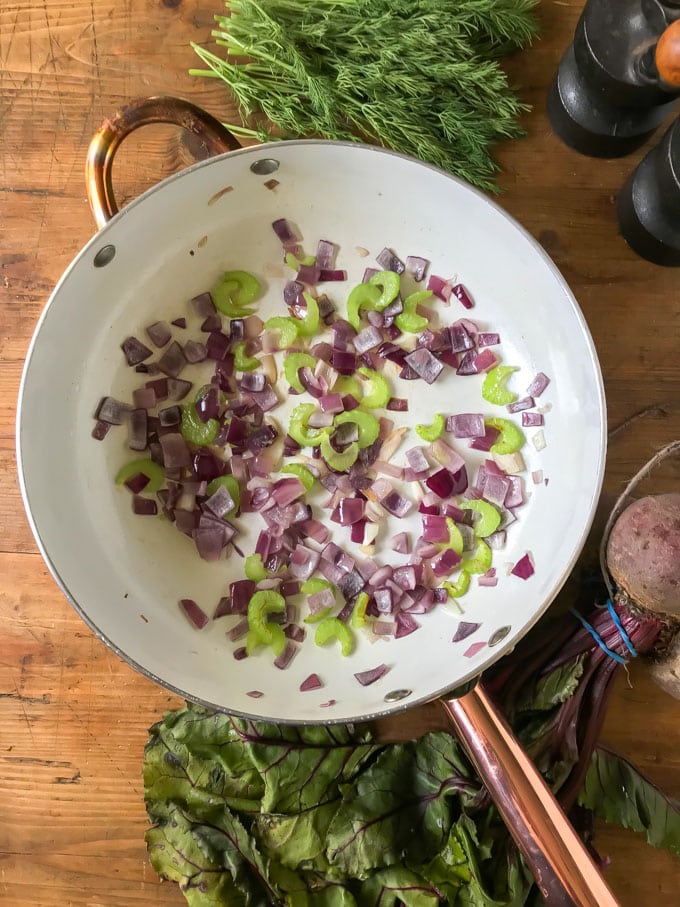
<box><xmin>617</xmin><ymin>115</ymin><xmax>680</xmax><ymax>264</ymax></box>
<box><xmin>547</xmin><ymin>0</ymin><xmax>680</xmax><ymax>157</ymax></box>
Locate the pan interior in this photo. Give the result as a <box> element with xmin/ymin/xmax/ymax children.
<box><xmin>18</xmin><ymin>142</ymin><xmax>605</xmax><ymax>723</ymax></box>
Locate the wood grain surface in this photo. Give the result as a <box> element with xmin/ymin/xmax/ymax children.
<box><xmin>1</xmin><ymin>0</ymin><xmax>679</xmax><ymax>904</ymax></box>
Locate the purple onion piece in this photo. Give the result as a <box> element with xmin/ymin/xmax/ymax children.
<box><xmin>184</xmin><ymin>340</ymin><xmax>208</xmax><ymax>364</ymax></box>
<box><xmin>452</xmin><ymin>620</ymin><xmax>481</xmax><ymax>642</ymax></box>
<box><xmin>404</xmin><ymin>348</ymin><xmax>444</xmax><ymax>384</ymax></box>
<box><xmin>157</xmin><ymin>341</ymin><xmax>187</xmax><ymax>378</ymax></box>
<box><xmin>226</xmin><ymin>618</ymin><xmax>250</xmax><ymax>641</ymax></box>
<box><xmin>272</xmin><ymin>218</ymin><xmax>299</xmax><ymax>244</ymax></box>
<box><xmin>512</xmin><ymin>552</ymin><xmax>535</xmax><ymax>579</ymax></box>
<box><xmin>128</xmin><ymin>409</ymin><xmax>148</xmax><ymax>452</ymax></box>
<box><xmin>470</xmin><ymin>426</ymin><xmax>500</xmax><ymax>452</ymax></box>
<box><xmin>171</xmin><ymin>317</ymin><xmax>187</xmax><ymax>329</ymax></box>
<box><xmin>247</xmin><ymin>690</ymin><xmax>264</xmax><ymax>698</ymax></box>
<box><xmin>477</xmin><ymin>332</ymin><xmax>500</xmax><ymax>347</ymax></box>
<box><xmin>145</xmin><ymin>321</ymin><xmax>172</xmax><ymax>348</ymax></box>
<box><xmin>395</xmin><ymin>612</ymin><xmax>420</xmax><ymax>638</ymax></box>
<box><xmin>160</xmin><ymin>432</ymin><xmax>191</xmax><ymax>468</ymax></box>
<box><xmin>95</xmin><ymin>396</ymin><xmax>131</xmax><ymax>425</ymax></box>
<box><xmin>527</xmin><ymin>372</ymin><xmax>551</xmax><ymax>397</ymax></box>
<box><xmin>354</xmin><ymin>663</ymin><xmax>389</xmax><ymax>686</ymax></box>
<box><xmin>274</xmin><ymin>641</ymin><xmax>298</xmax><ymax>670</ymax></box>
<box><xmin>121</xmin><ymin>336</ymin><xmax>153</xmax><ymax>366</ymax></box>
<box><xmin>405</xmin><ymin>255</ymin><xmax>429</xmax><ymax>282</ymax></box>
<box><xmin>376</xmin><ymin>248</ymin><xmax>405</xmax><ymax>274</ymax></box>
<box><xmin>300</xmin><ymin>672</ymin><xmax>323</xmax><ymax>692</ymax></box>
<box><xmin>233</xmin><ymin>647</ymin><xmax>248</xmax><ymax>661</ymax></box>
<box><xmin>522</xmin><ymin>411</ymin><xmax>545</xmax><ymax>427</ymax></box>
<box><xmin>354</xmin><ymin>325</ymin><xmax>383</xmax><ymax>353</ymax></box>
<box><xmin>284</xmin><ymin>280</ymin><xmax>304</xmax><ymax>306</ymax></box>
<box><xmin>315</xmin><ymin>239</ymin><xmax>336</xmax><ymax>269</ymax></box>
<box><xmin>133</xmin><ymin>386</ymin><xmax>156</xmax><ymax>410</ymax></box>
<box><xmin>132</xmin><ymin>495</ymin><xmax>157</xmax><ymax>515</ymax></box>
<box><xmin>201</xmin><ymin>313</ymin><xmax>223</xmax><ymax>333</ymax></box>
<box><xmin>427</xmin><ymin>275</ymin><xmax>452</xmax><ymax>302</ymax></box>
<box><xmin>165</xmin><ymin>378</ymin><xmax>190</xmax><ymax>401</ymax></box>
<box><xmin>179</xmin><ymin>598</ymin><xmax>210</xmax><ymax>630</ymax></box>
<box><xmin>452</xmin><ymin>284</ymin><xmax>474</xmax><ymax>309</ymax></box>
<box><xmin>297</xmin><ymin>264</ymin><xmax>321</xmax><ymax>285</ymax></box>
<box><xmin>447</xmin><ymin>413</ymin><xmax>486</xmax><ymax>438</ymax></box>
<box><xmin>91</xmin><ymin>420</ymin><xmax>111</xmax><ymax>441</ymax></box>
<box><xmin>206</xmin><ymin>331</ymin><xmax>231</xmax><ymax>361</ymax></box>
<box><xmin>386</xmin><ymin>397</ymin><xmax>408</xmax><ymax>412</ymax></box>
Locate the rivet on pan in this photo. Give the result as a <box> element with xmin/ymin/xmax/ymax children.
<box><xmin>383</xmin><ymin>689</ymin><xmax>412</xmax><ymax>703</ymax></box>
<box><xmin>488</xmin><ymin>625</ymin><xmax>511</xmax><ymax>647</ymax></box>
<box><xmin>250</xmin><ymin>158</ymin><xmax>280</xmax><ymax>175</ymax></box>
<box><xmin>93</xmin><ymin>244</ymin><xmax>116</xmax><ymax>268</ymax></box>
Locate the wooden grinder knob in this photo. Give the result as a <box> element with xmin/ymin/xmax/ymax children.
<box><xmin>656</xmin><ymin>20</ymin><xmax>680</xmax><ymax>87</ymax></box>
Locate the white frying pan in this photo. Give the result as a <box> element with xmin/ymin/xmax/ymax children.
<box><xmin>17</xmin><ymin>98</ymin><xmax>614</xmax><ymax>906</ymax></box>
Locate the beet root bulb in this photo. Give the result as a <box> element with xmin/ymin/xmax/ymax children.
<box><xmin>607</xmin><ymin>493</ymin><xmax>680</xmax><ymax>620</ymax></box>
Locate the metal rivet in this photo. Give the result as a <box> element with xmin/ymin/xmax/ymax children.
<box><xmin>250</xmin><ymin>158</ymin><xmax>280</xmax><ymax>175</ymax></box>
<box><xmin>488</xmin><ymin>625</ymin><xmax>511</xmax><ymax>647</ymax></box>
<box><xmin>93</xmin><ymin>244</ymin><xmax>116</xmax><ymax>267</ymax></box>
<box><xmin>383</xmin><ymin>689</ymin><xmax>412</xmax><ymax>702</ymax></box>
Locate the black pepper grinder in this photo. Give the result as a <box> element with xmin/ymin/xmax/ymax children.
<box><xmin>617</xmin><ymin>115</ymin><xmax>680</xmax><ymax>264</ymax></box>
<box><xmin>547</xmin><ymin>0</ymin><xmax>680</xmax><ymax>157</ymax></box>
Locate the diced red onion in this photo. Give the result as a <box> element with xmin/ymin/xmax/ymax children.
<box><xmin>284</xmin><ymin>280</ymin><xmax>304</xmax><ymax>306</ymax></box>
<box><xmin>366</xmin><ymin>310</ymin><xmax>384</xmax><ymax>328</ymax></box>
<box><xmin>96</xmin><ymin>396</ymin><xmax>131</xmax><ymax>425</ymax></box>
<box><xmin>452</xmin><ymin>620</ymin><xmax>480</xmax><ymax>642</ymax></box>
<box><xmin>386</xmin><ymin>397</ymin><xmax>408</xmax><ymax>412</ymax></box>
<box><xmin>225</xmin><ymin>617</ymin><xmax>250</xmax><ymax>641</ymax></box>
<box><xmin>477</xmin><ymin>332</ymin><xmax>500</xmax><ymax>347</ymax></box>
<box><xmin>206</xmin><ymin>331</ymin><xmax>231</xmax><ymax>361</ymax></box>
<box><xmin>179</xmin><ymin>598</ymin><xmax>209</xmax><ymax>630</ymax></box>
<box><xmin>91</xmin><ymin>420</ymin><xmax>111</xmax><ymax>440</ymax></box>
<box><xmin>184</xmin><ymin>340</ymin><xmax>208</xmax><ymax>364</ymax></box>
<box><xmin>470</xmin><ymin>426</ymin><xmax>500</xmax><ymax>452</ymax></box>
<box><xmin>124</xmin><ymin>472</ymin><xmax>150</xmax><ymax>494</ymax></box>
<box><xmin>319</xmin><ymin>268</ymin><xmax>346</xmax><ymax>282</ymax></box>
<box><xmin>160</xmin><ymin>432</ymin><xmax>191</xmax><ymax>468</ymax></box>
<box><xmin>430</xmin><ymin>439</ymin><xmax>466</xmax><ymax>473</ymax></box>
<box><xmin>121</xmin><ymin>336</ymin><xmax>153</xmax><ymax>366</ymax></box>
<box><xmin>527</xmin><ymin>372</ymin><xmax>550</xmax><ymax>397</ymax></box>
<box><xmin>405</xmin><ymin>255</ymin><xmax>429</xmax><ymax>282</ymax></box>
<box><xmin>132</xmin><ymin>386</ymin><xmax>156</xmax><ymax>410</ymax></box>
<box><xmin>332</xmin><ymin>348</ymin><xmax>356</xmax><ymax>375</ymax></box>
<box><xmin>421</xmin><ymin>513</ymin><xmax>449</xmax><ymax>542</ymax></box>
<box><xmin>431</xmin><ymin>548</ymin><xmax>462</xmax><ymax>576</ymax></box>
<box><xmin>481</xmin><ymin>473</ymin><xmax>511</xmax><ymax>507</ymax></box>
<box><xmin>390</xmin><ymin>532</ymin><xmax>410</xmax><ymax>555</ymax></box>
<box><xmin>522</xmin><ymin>411</ymin><xmax>545</xmax><ymax>427</ymax></box>
<box><xmin>380</xmin><ymin>490</ymin><xmax>414</xmax><ymax>518</ymax></box>
<box><xmin>478</xmin><ymin>570</ymin><xmax>498</xmax><ymax>587</ymax></box>
<box><xmin>132</xmin><ymin>495</ymin><xmax>157</xmax><ymax>515</ymax></box>
<box><xmin>427</xmin><ymin>275</ymin><xmax>452</xmax><ymax>302</ymax></box>
<box><xmin>201</xmin><ymin>314</ymin><xmax>222</xmax><ymax>333</ymax></box>
<box><xmin>239</xmin><ymin>371</ymin><xmax>266</xmax><ymax>393</ymax></box>
<box><xmin>301</xmin><ymin>519</ymin><xmax>329</xmax><ymax>545</ymax></box>
<box><xmin>314</xmin><ymin>238</ymin><xmax>335</xmax><ymax>269</ymax></box>
<box><xmin>511</xmin><ymin>552</ymin><xmax>535</xmax><ymax>579</ymax></box>
<box><xmin>376</xmin><ymin>248</ymin><xmax>405</xmax><ymax>274</ymax></box>
<box><xmin>289</xmin><ymin>544</ymin><xmax>320</xmax><ymax>580</ymax></box>
<box><xmin>167</xmin><ymin>377</ymin><xmax>192</xmax><ymax>401</ymax></box>
<box><xmin>532</xmin><ymin>469</ymin><xmax>544</xmax><ymax>485</ymax></box>
<box><xmin>361</xmin><ymin>267</ymin><xmax>378</xmax><ymax>283</ymax></box>
<box><xmin>395</xmin><ymin>612</ymin><xmax>420</xmax><ymax>637</ymax></box>
<box><xmin>447</xmin><ymin>413</ymin><xmax>485</xmax><ymax>438</ymax></box>
<box><xmin>354</xmin><ymin>663</ymin><xmax>389</xmax><ymax>686</ymax></box>
<box><xmin>373</xmin><ymin>620</ymin><xmax>396</xmax><ymax>636</ymax></box>
<box><xmin>487</xmin><ymin>530</ymin><xmax>507</xmax><ymax>550</ymax></box>
<box><xmin>300</xmin><ymin>672</ymin><xmax>323</xmax><ymax>692</ymax></box>
<box><xmin>354</xmin><ymin>325</ymin><xmax>383</xmax><ymax>353</ymax></box>
<box><xmin>505</xmin><ymin>476</ymin><xmax>524</xmax><ymax>509</ymax></box>
<box><xmin>393</xmin><ymin>565</ymin><xmax>417</xmax><ymax>590</ymax></box>
<box><xmin>404</xmin><ymin>348</ymin><xmax>444</xmax><ymax>384</ymax></box>
<box><xmin>172</xmin><ymin>317</ymin><xmax>186</xmax><ymax>329</ymax></box>
<box><xmin>374</xmin><ymin>588</ymin><xmax>393</xmax><ymax>614</ymax></box>
<box><xmin>317</xmin><ymin>393</ymin><xmax>343</xmax><ymax>415</ymax></box>
<box><xmin>274</xmin><ymin>640</ymin><xmax>300</xmax><ymax>669</ymax></box>
<box><xmin>233</xmin><ymin>647</ymin><xmax>248</xmax><ymax>661</ymax></box>
<box><xmin>296</xmin><ymin>264</ymin><xmax>321</xmax><ymax>285</ymax></box>
<box><xmin>204</xmin><ymin>485</ymin><xmax>235</xmax><ymax>519</ymax></box>
<box><xmin>145</xmin><ymin>321</ymin><xmax>172</xmax><ymax>348</ymax></box>
<box><xmin>452</xmin><ymin>284</ymin><xmax>474</xmax><ymax>309</ymax></box>
<box><xmin>272</xmin><ymin>218</ymin><xmax>298</xmax><ymax>244</ymax></box>
<box><xmin>127</xmin><ymin>409</ymin><xmax>147</xmax><ymax>451</ymax></box>
<box><xmin>157</xmin><ymin>341</ymin><xmax>187</xmax><ymax>377</ymax></box>
<box><xmin>507</xmin><ymin>396</ymin><xmax>535</xmax><ymax>414</ymax></box>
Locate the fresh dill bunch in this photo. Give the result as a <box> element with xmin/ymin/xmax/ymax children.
<box><xmin>190</xmin><ymin>0</ymin><xmax>539</xmax><ymax>191</ymax></box>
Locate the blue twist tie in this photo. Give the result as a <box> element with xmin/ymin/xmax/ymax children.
<box><xmin>606</xmin><ymin>599</ymin><xmax>637</xmax><ymax>657</ymax></box>
<box><xmin>570</xmin><ymin>609</ymin><xmax>628</xmax><ymax>664</ymax></box>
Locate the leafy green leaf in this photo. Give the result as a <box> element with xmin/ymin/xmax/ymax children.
<box><xmin>146</xmin><ymin>802</ymin><xmax>273</xmax><ymax>907</ymax></box>
<box><xmin>358</xmin><ymin>867</ymin><xmax>441</xmax><ymax>907</ymax></box>
<box><xmin>326</xmin><ymin>732</ymin><xmax>481</xmax><ymax>878</ymax></box>
<box><xmin>579</xmin><ymin>746</ymin><xmax>680</xmax><ymax>856</ymax></box>
<box><xmin>514</xmin><ymin>658</ymin><xmax>585</xmax><ymax>714</ymax></box>
<box><xmin>254</xmin><ymin>801</ymin><xmax>340</xmax><ymax>872</ymax></box>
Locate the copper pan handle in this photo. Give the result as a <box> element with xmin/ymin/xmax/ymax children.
<box><xmin>442</xmin><ymin>686</ymin><xmax>619</xmax><ymax>907</ymax></box>
<box><xmin>85</xmin><ymin>96</ymin><xmax>240</xmax><ymax>230</ymax></box>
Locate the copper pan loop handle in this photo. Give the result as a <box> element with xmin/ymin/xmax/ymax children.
<box><xmin>85</xmin><ymin>96</ymin><xmax>240</xmax><ymax>230</ymax></box>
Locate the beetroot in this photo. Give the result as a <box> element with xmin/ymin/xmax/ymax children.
<box><xmin>606</xmin><ymin>493</ymin><xmax>680</xmax><ymax>618</ymax></box>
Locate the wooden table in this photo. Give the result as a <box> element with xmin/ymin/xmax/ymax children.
<box><xmin>1</xmin><ymin>1</ymin><xmax>679</xmax><ymax>903</ymax></box>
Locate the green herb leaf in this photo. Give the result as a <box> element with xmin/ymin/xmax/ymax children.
<box><xmin>190</xmin><ymin>0</ymin><xmax>539</xmax><ymax>192</ymax></box>
<box><xmin>579</xmin><ymin>746</ymin><xmax>680</xmax><ymax>857</ymax></box>
<box><xmin>358</xmin><ymin>867</ymin><xmax>441</xmax><ymax>907</ymax></box>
